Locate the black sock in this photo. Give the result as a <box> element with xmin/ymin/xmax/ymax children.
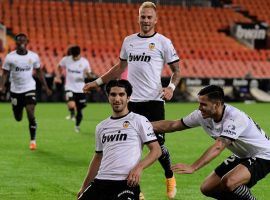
<box><xmin>76</xmin><ymin>109</ymin><xmax>83</xmax><ymax>126</ymax></box>
<box><xmin>158</xmin><ymin>145</ymin><xmax>173</xmax><ymax>178</ymax></box>
<box><xmin>232</xmin><ymin>185</ymin><xmax>256</xmax><ymax>200</ymax></box>
<box><xmin>69</xmin><ymin>108</ymin><xmax>75</xmax><ymax>118</ymax></box>
<box><xmin>29</xmin><ymin>118</ymin><xmax>37</xmax><ymax>140</ymax></box>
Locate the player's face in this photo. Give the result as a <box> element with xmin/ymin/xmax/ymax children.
<box><xmin>108</xmin><ymin>87</ymin><xmax>129</xmax><ymax>114</ymax></box>
<box><xmin>16</xmin><ymin>36</ymin><xmax>28</xmax><ymax>51</ymax></box>
<box><xmin>198</xmin><ymin>95</ymin><xmax>219</xmax><ymax>119</ymax></box>
<box><xmin>138</xmin><ymin>7</ymin><xmax>157</xmax><ymax>35</ymax></box>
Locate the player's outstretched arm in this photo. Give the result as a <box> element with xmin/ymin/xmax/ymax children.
<box><xmin>172</xmin><ymin>137</ymin><xmax>231</xmax><ymax>174</ymax></box>
<box><xmin>83</xmin><ymin>60</ymin><xmax>127</xmax><ymax>93</ymax></box>
<box><xmin>127</xmin><ymin>141</ymin><xmax>161</xmax><ymax>187</ymax></box>
<box><xmin>78</xmin><ymin>153</ymin><xmax>102</xmax><ymax>198</ymax></box>
<box><xmin>152</xmin><ymin>119</ymin><xmax>189</xmax><ymax>134</ymax></box>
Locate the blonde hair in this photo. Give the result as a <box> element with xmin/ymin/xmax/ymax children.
<box><xmin>139</xmin><ymin>1</ymin><xmax>157</xmax><ymax>14</ymax></box>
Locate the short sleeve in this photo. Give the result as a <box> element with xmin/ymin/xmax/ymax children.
<box><xmin>138</xmin><ymin>116</ymin><xmax>157</xmax><ymax>144</ymax></box>
<box><xmin>119</xmin><ymin>37</ymin><xmax>128</xmax><ymax>61</ymax></box>
<box><xmin>2</xmin><ymin>55</ymin><xmax>11</xmax><ymax>71</ymax></box>
<box><xmin>221</xmin><ymin>116</ymin><xmax>247</xmax><ymax>140</ymax></box>
<box><xmin>95</xmin><ymin>126</ymin><xmax>103</xmax><ymax>153</ymax></box>
<box><xmin>33</xmin><ymin>54</ymin><xmax>41</xmax><ymax>69</ymax></box>
<box><xmin>182</xmin><ymin>110</ymin><xmax>201</xmax><ymax>128</ymax></box>
<box><xmin>58</xmin><ymin>57</ymin><xmax>67</xmax><ymax>68</ymax></box>
<box><xmin>163</xmin><ymin>38</ymin><xmax>179</xmax><ymax>64</ymax></box>
<box><xmin>84</xmin><ymin>59</ymin><xmax>91</xmax><ymax>73</ymax></box>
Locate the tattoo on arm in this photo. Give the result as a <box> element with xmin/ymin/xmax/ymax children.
<box><xmin>217</xmin><ymin>136</ymin><xmax>232</xmax><ymax>147</ymax></box>
<box><xmin>169</xmin><ymin>62</ymin><xmax>181</xmax><ymax>85</ymax></box>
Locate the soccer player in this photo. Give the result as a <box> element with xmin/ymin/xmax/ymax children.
<box><xmin>0</xmin><ymin>33</ymin><xmax>51</xmax><ymax>150</ymax></box>
<box><xmin>83</xmin><ymin>2</ymin><xmax>180</xmax><ymax>198</ymax></box>
<box><xmin>54</xmin><ymin>45</ymin><xmax>96</xmax><ymax>132</ymax></box>
<box><xmin>77</xmin><ymin>79</ymin><xmax>161</xmax><ymax>200</ymax></box>
<box><xmin>152</xmin><ymin>85</ymin><xmax>270</xmax><ymax>200</ymax></box>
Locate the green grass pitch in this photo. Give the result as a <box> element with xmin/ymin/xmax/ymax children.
<box><xmin>0</xmin><ymin>102</ymin><xmax>269</xmax><ymax>200</ymax></box>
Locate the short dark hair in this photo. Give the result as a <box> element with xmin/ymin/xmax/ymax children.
<box><xmin>198</xmin><ymin>85</ymin><xmax>224</xmax><ymax>103</ymax></box>
<box><xmin>106</xmin><ymin>79</ymin><xmax>133</xmax><ymax>97</ymax></box>
<box><xmin>68</xmin><ymin>45</ymin><xmax>81</xmax><ymax>57</ymax></box>
<box><xmin>15</xmin><ymin>33</ymin><xmax>27</xmax><ymax>41</ymax></box>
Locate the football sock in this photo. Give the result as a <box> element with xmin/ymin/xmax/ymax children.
<box><xmin>69</xmin><ymin>108</ymin><xmax>75</xmax><ymax>118</ymax></box>
<box><xmin>29</xmin><ymin>118</ymin><xmax>37</xmax><ymax>140</ymax></box>
<box><xmin>158</xmin><ymin>145</ymin><xmax>174</xmax><ymax>178</ymax></box>
<box><xmin>232</xmin><ymin>185</ymin><xmax>256</xmax><ymax>200</ymax></box>
<box><xmin>76</xmin><ymin>109</ymin><xmax>83</xmax><ymax>126</ymax></box>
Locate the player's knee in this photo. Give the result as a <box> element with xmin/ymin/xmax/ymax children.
<box><xmin>200</xmin><ymin>183</ymin><xmax>214</xmax><ymax>197</ymax></box>
<box><xmin>220</xmin><ymin>176</ymin><xmax>236</xmax><ymax>192</ymax></box>
<box><xmin>15</xmin><ymin>115</ymin><xmax>22</xmax><ymax>121</ymax></box>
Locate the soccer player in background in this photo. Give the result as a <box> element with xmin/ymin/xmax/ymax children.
<box><xmin>0</xmin><ymin>33</ymin><xmax>51</xmax><ymax>150</ymax></box>
<box><xmin>83</xmin><ymin>2</ymin><xmax>181</xmax><ymax>198</ymax></box>
<box><xmin>152</xmin><ymin>85</ymin><xmax>270</xmax><ymax>200</ymax></box>
<box><xmin>54</xmin><ymin>45</ymin><xmax>97</xmax><ymax>132</ymax></box>
<box><xmin>78</xmin><ymin>79</ymin><xmax>161</xmax><ymax>200</ymax></box>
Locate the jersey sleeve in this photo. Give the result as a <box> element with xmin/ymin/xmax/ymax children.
<box><xmin>84</xmin><ymin>59</ymin><xmax>91</xmax><ymax>73</ymax></box>
<box><xmin>137</xmin><ymin>116</ymin><xmax>157</xmax><ymax>144</ymax></box>
<box><xmin>58</xmin><ymin>57</ymin><xmax>67</xmax><ymax>68</ymax></box>
<box><xmin>119</xmin><ymin>37</ymin><xmax>128</xmax><ymax>61</ymax></box>
<box><xmin>95</xmin><ymin>125</ymin><xmax>103</xmax><ymax>153</ymax></box>
<box><xmin>221</xmin><ymin>115</ymin><xmax>247</xmax><ymax>140</ymax></box>
<box><xmin>33</xmin><ymin>54</ymin><xmax>41</xmax><ymax>69</ymax></box>
<box><xmin>2</xmin><ymin>55</ymin><xmax>11</xmax><ymax>71</ymax></box>
<box><xmin>163</xmin><ymin>38</ymin><xmax>179</xmax><ymax>64</ymax></box>
<box><xmin>182</xmin><ymin>110</ymin><xmax>202</xmax><ymax>128</ymax></box>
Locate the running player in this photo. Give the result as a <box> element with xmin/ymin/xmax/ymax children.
<box><xmin>152</xmin><ymin>85</ymin><xmax>270</xmax><ymax>200</ymax></box>
<box><xmin>0</xmin><ymin>33</ymin><xmax>51</xmax><ymax>150</ymax></box>
<box><xmin>54</xmin><ymin>45</ymin><xmax>97</xmax><ymax>132</ymax></box>
<box><xmin>78</xmin><ymin>79</ymin><xmax>161</xmax><ymax>200</ymax></box>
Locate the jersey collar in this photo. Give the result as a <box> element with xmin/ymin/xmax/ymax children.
<box><xmin>110</xmin><ymin>112</ymin><xmax>131</xmax><ymax>120</ymax></box>
<box><xmin>137</xmin><ymin>32</ymin><xmax>157</xmax><ymax>38</ymax></box>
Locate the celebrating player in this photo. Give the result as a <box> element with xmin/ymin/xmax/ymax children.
<box><xmin>152</xmin><ymin>85</ymin><xmax>270</xmax><ymax>200</ymax></box>
<box><xmin>78</xmin><ymin>79</ymin><xmax>161</xmax><ymax>200</ymax></box>
<box><xmin>83</xmin><ymin>2</ymin><xmax>181</xmax><ymax>198</ymax></box>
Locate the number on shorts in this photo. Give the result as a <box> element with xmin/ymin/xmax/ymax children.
<box><xmin>224</xmin><ymin>155</ymin><xmax>236</xmax><ymax>165</ymax></box>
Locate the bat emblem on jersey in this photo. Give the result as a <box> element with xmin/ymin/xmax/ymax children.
<box><xmin>149</xmin><ymin>43</ymin><xmax>155</xmax><ymax>50</ymax></box>
<box><xmin>123</xmin><ymin>121</ymin><xmax>130</xmax><ymax>128</ymax></box>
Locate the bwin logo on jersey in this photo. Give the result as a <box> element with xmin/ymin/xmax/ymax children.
<box><xmin>102</xmin><ymin>133</ymin><xmax>127</xmax><ymax>143</ymax></box>
<box><xmin>129</xmin><ymin>53</ymin><xmax>151</xmax><ymax>62</ymax></box>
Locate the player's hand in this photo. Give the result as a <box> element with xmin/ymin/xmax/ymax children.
<box><xmin>127</xmin><ymin>165</ymin><xmax>143</xmax><ymax>187</ymax></box>
<box><xmin>54</xmin><ymin>76</ymin><xmax>62</xmax><ymax>84</ymax></box>
<box><xmin>171</xmin><ymin>163</ymin><xmax>195</xmax><ymax>174</ymax></box>
<box><xmin>0</xmin><ymin>85</ymin><xmax>6</xmax><ymax>94</ymax></box>
<box><xmin>83</xmin><ymin>81</ymin><xmax>99</xmax><ymax>93</ymax></box>
<box><xmin>45</xmin><ymin>88</ymin><xmax>53</xmax><ymax>96</ymax></box>
<box><xmin>161</xmin><ymin>87</ymin><xmax>174</xmax><ymax>101</ymax></box>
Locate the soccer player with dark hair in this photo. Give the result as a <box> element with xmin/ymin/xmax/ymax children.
<box><xmin>83</xmin><ymin>2</ymin><xmax>181</xmax><ymax>198</ymax></box>
<box><xmin>78</xmin><ymin>79</ymin><xmax>161</xmax><ymax>200</ymax></box>
<box><xmin>0</xmin><ymin>33</ymin><xmax>52</xmax><ymax>150</ymax></box>
<box><xmin>152</xmin><ymin>85</ymin><xmax>270</xmax><ymax>200</ymax></box>
<box><xmin>54</xmin><ymin>45</ymin><xmax>97</xmax><ymax>132</ymax></box>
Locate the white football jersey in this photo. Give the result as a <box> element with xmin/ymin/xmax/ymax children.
<box><xmin>2</xmin><ymin>50</ymin><xmax>40</xmax><ymax>93</ymax></box>
<box><xmin>182</xmin><ymin>104</ymin><xmax>270</xmax><ymax>160</ymax></box>
<box><xmin>95</xmin><ymin>112</ymin><xmax>157</xmax><ymax>180</ymax></box>
<box><xmin>120</xmin><ymin>32</ymin><xmax>179</xmax><ymax>102</ymax></box>
<box><xmin>59</xmin><ymin>56</ymin><xmax>91</xmax><ymax>93</ymax></box>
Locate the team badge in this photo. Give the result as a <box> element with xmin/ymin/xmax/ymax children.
<box><xmin>79</xmin><ymin>64</ymin><xmax>82</xmax><ymax>68</ymax></box>
<box><xmin>28</xmin><ymin>59</ymin><xmax>32</xmax><ymax>64</ymax></box>
<box><xmin>149</xmin><ymin>43</ymin><xmax>155</xmax><ymax>50</ymax></box>
<box><xmin>123</xmin><ymin>121</ymin><xmax>130</xmax><ymax>128</ymax></box>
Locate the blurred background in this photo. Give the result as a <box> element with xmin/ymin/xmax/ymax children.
<box><xmin>0</xmin><ymin>0</ymin><xmax>270</xmax><ymax>103</ymax></box>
